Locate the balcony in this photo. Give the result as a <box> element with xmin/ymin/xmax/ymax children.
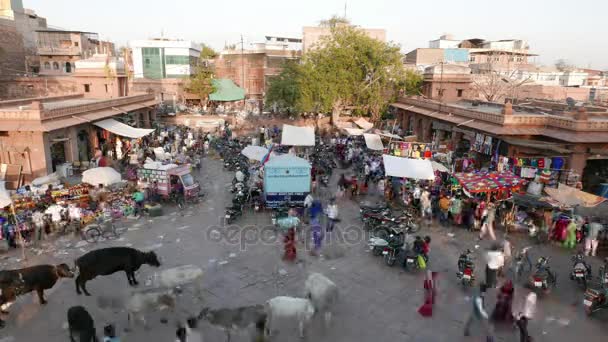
<box><xmin>37</xmin><ymin>47</ymin><xmax>82</xmax><ymax>56</ymax></box>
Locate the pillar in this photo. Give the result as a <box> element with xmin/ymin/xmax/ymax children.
<box><xmin>569</xmin><ymin>144</ymin><xmax>588</xmax><ymax>177</ymax></box>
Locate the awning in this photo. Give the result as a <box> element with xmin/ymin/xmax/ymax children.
<box><xmin>501</xmin><ymin>137</ymin><xmax>571</xmax><ymax>154</ymax></box>
<box><xmin>354</xmin><ymin>118</ymin><xmax>374</xmax><ymax>130</ymax></box>
<box><xmin>281</xmin><ymin>125</ymin><xmax>315</xmax><ymax>146</ymax></box>
<box><xmin>343</xmin><ymin>128</ymin><xmax>365</xmax><ymax>136</ymax></box>
<box><xmin>377</xmin><ymin>131</ymin><xmax>402</xmax><ymax>140</ymax></box>
<box><xmin>209</xmin><ymin>79</ymin><xmax>246</xmax><ymax>102</ymax></box>
<box><xmin>382</xmin><ymin>155</ymin><xmax>435</xmax><ymax>180</ymax></box>
<box><xmin>544</xmin><ymin>183</ymin><xmax>606</xmax><ymax>207</ymax></box>
<box><xmin>0</xmin><ymin>181</ymin><xmax>11</xmax><ymax>208</ymax></box>
<box><xmin>431</xmin><ymin>160</ymin><xmax>450</xmax><ymax>173</ymax></box>
<box><xmin>94</xmin><ymin>119</ymin><xmax>155</xmax><ymax>139</ymax></box>
<box><xmin>241</xmin><ymin>145</ymin><xmax>269</xmax><ymax>161</ymax></box>
<box><xmin>363</xmin><ymin>133</ymin><xmax>384</xmax><ymax>150</ymax></box>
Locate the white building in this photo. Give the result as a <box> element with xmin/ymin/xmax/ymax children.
<box><xmin>482</xmin><ymin>39</ymin><xmax>529</xmax><ymax>51</ymax></box>
<box><xmin>559</xmin><ymin>71</ymin><xmax>588</xmax><ymax>87</ymax></box>
<box><xmin>129</xmin><ymin>39</ymin><xmax>200</xmax><ymax>79</ymax></box>
<box><xmin>428</xmin><ymin>34</ymin><xmax>461</xmax><ymax>49</ymax></box>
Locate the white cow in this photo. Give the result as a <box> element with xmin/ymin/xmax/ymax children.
<box><xmin>265</xmin><ymin>296</ymin><xmax>315</xmax><ymax>338</ymax></box>
<box><xmin>304</xmin><ymin>272</ymin><xmax>339</xmax><ymax>326</ymax></box>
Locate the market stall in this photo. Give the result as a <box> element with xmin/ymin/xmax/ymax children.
<box><xmin>241</xmin><ymin>145</ymin><xmax>269</xmax><ymax>162</ymax></box>
<box><xmin>363</xmin><ymin>133</ymin><xmax>384</xmax><ymax>151</ymax></box>
<box><xmin>354</xmin><ymin>118</ymin><xmax>374</xmax><ymax>131</ymax></box>
<box><xmin>280</xmin><ymin>125</ymin><xmax>315</xmax><ymax>146</ymax></box>
<box><xmin>382</xmin><ymin>155</ymin><xmax>435</xmax><ymax>180</ymax></box>
<box><xmin>453</xmin><ymin>171</ymin><xmax>524</xmax><ymax>199</ymax></box>
<box><xmin>544</xmin><ymin>183</ymin><xmax>606</xmax><ymax>207</ymax></box>
<box><xmin>263</xmin><ymin>155</ymin><xmax>311</xmax><ymax>208</ymax></box>
<box><xmin>82</xmin><ymin>167</ymin><xmax>122</xmax><ymax>187</ymax></box>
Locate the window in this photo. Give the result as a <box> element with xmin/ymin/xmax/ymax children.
<box><xmin>44</xmin><ymin>62</ymin><xmax>51</xmax><ymax>69</ymax></box>
<box><xmin>52</xmin><ymin>62</ymin><xmax>60</xmax><ymax>70</ymax></box>
<box><xmin>165</xmin><ymin>55</ymin><xmax>189</xmax><ymax>65</ymax></box>
<box><xmin>144</xmin><ymin>58</ymin><xmax>151</xmax><ymax>65</ymax></box>
<box><xmin>84</xmin><ymin>84</ymin><xmax>90</xmax><ymax>93</ymax></box>
<box><xmin>142</xmin><ymin>47</ymin><xmax>160</xmax><ymax>55</ymax></box>
<box><xmin>105</xmin><ymin>84</ymin><xmax>108</xmax><ymax>93</ymax></box>
<box><xmin>65</xmin><ymin>62</ymin><xmax>72</xmax><ymax>73</ymax></box>
<box><xmin>457</xmin><ymin>89</ymin><xmax>464</xmax><ymax>97</ymax></box>
<box><xmin>469</xmin><ymin>56</ymin><xmax>475</xmax><ymax>62</ymax></box>
<box><xmin>226</xmin><ymin>60</ymin><xmax>232</xmax><ymax>68</ymax></box>
<box><xmin>74</xmin><ymin>42</ymin><xmax>79</xmax><ymax>47</ymax></box>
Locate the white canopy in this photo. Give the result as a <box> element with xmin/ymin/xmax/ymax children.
<box><xmin>431</xmin><ymin>160</ymin><xmax>450</xmax><ymax>173</ymax></box>
<box><xmin>378</xmin><ymin>131</ymin><xmax>402</xmax><ymax>140</ymax></box>
<box><xmin>241</xmin><ymin>145</ymin><xmax>269</xmax><ymax>161</ymax></box>
<box><xmin>0</xmin><ymin>181</ymin><xmax>11</xmax><ymax>208</ymax></box>
<box><xmin>94</xmin><ymin>119</ymin><xmax>155</xmax><ymax>139</ymax></box>
<box><xmin>82</xmin><ymin>167</ymin><xmax>122</xmax><ymax>186</ymax></box>
<box><xmin>354</xmin><ymin>118</ymin><xmax>374</xmax><ymax>130</ymax></box>
<box><xmin>363</xmin><ymin>133</ymin><xmax>384</xmax><ymax>150</ymax></box>
<box><xmin>382</xmin><ymin>155</ymin><xmax>435</xmax><ymax>180</ymax></box>
<box><xmin>281</xmin><ymin>125</ymin><xmax>315</xmax><ymax>146</ymax></box>
<box><xmin>343</xmin><ymin>128</ymin><xmax>366</xmax><ymax>136</ymax></box>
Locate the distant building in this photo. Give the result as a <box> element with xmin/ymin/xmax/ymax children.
<box><xmin>302</xmin><ymin>25</ymin><xmax>385</xmax><ymax>53</ymax></box>
<box><xmin>428</xmin><ymin>34</ymin><xmax>461</xmax><ymax>49</ymax></box>
<box><xmin>129</xmin><ymin>39</ymin><xmax>200</xmax><ymax>80</ymax></box>
<box><xmin>73</xmin><ymin>54</ymin><xmax>128</xmax><ymax>99</ymax></box>
<box><xmin>405</xmin><ymin>48</ymin><xmax>470</xmax><ymax>69</ymax></box>
<box><xmin>421</xmin><ymin>64</ymin><xmax>472</xmax><ymax>102</ymax></box>
<box><xmin>36</xmin><ymin>29</ymin><xmax>114</xmax><ymax>76</ymax></box>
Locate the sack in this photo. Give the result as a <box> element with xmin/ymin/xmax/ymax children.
<box><xmin>417</xmin><ymin>254</ymin><xmax>427</xmax><ymax>269</ymax></box>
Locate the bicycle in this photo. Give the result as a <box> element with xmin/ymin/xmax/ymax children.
<box><xmin>83</xmin><ymin>216</ymin><xmax>126</xmax><ymax>243</ymax></box>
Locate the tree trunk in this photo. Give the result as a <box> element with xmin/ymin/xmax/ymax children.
<box><xmin>331</xmin><ymin>101</ymin><xmax>342</xmax><ymax>125</ymax></box>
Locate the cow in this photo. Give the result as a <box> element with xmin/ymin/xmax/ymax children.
<box><xmin>264</xmin><ymin>296</ymin><xmax>315</xmax><ymax>338</ymax></box>
<box><xmin>198</xmin><ymin>304</ymin><xmax>266</xmax><ymax>342</ymax></box>
<box><xmin>67</xmin><ymin>305</ymin><xmax>98</xmax><ymax>342</ymax></box>
<box><xmin>0</xmin><ymin>263</ymin><xmax>74</xmax><ymax>312</ymax></box>
<box><xmin>74</xmin><ymin>247</ymin><xmax>161</xmax><ymax>296</ymax></box>
<box><xmin>304</xmin><ymin>273</ymin><xmax>339</xmax><ymax>327</ymax></box>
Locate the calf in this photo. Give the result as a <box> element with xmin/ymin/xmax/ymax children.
<box><xmin>67</xmin><ymin>305</ymin><xmax>98</xmax><ymax>342</ymax></box>
<box><xmin>198</xmin><ymin>304</ymin><xmax>266</xmax><ymax>342</ymax></box>
<box><xmin>74</xmin><ymin>247</ymin><xmax>161</xmax><ymax>296</ymax></box>
<box><xmin>0</xmin><ymin>263</ymin><xmax>74</xmax><ymax>312</ymax></box>
<box><xmin>265</xmin><ymin>296</ymin><xmax>315</xmax><ymax>338</ymax></box>
<box><xmin>304</xmin><ymin>272</ymin><xmax>339</xmax><ymax>326</ymax></box>
<box><xmin>126</xmin><ymin>288</ymin><xmax>176</xmax><ymax>329</ymax></box>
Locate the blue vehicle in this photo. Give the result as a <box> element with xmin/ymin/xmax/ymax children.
<box><xmin>263</xmin><ymin>154</ymin><xmax>311</xmax><ymax>209</ymax></box>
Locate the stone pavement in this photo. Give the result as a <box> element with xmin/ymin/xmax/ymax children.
<box><xmin>0</xmin><ymin>158</ymin><xmax>606</xmax><ymax>341</ymax></box>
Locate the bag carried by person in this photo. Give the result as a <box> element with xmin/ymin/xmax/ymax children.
<box><xmin>417</xmin><ymin>254</ymin><xmax>427</xmax><ymax>269</ymax></box>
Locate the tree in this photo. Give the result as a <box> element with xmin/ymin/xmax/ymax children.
<box><xmin>265</xmin><ymin>60</ymin><xmax>301</xmax><ymax>114</ymax></box>
<box><xmin>555</xmin><ymin>59</ymin><xmax>573</xmax><ymax>71</ymax></box>
<box><xmin>187</xmin><ymin>65</ymin><xmax>215</xmax><ymax>105</ymax></box>
<box><xmin>297</xmin><ymin>25</ymin><xmax>405</xmax><ymax>123</ymax></box>
<box><xmin>400</xmin><ymin>69</ymin><xmax>423</xmax><ymax>95</ymax></box>
<box><xmin>471</xmin><ymin>52</ymin><xmax>533</xmax><ymax>102</ymax></box>
<box><xmin>319</xmin><ymin>15</ymin><xmax>350</xmax><ymax>28</ymax></box>
<box><xmin>199</xmin><ymin>43</ymin><xmax>218</xmax><ymax>60</ymax></box>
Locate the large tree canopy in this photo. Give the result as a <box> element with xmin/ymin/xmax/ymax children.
<box><xmin>265</xmin><ymin>24</ymin><xmax>407</xmax><ymax>123</ymax></box>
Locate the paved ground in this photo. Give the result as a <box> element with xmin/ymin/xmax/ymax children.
<box><xmin>0</xmin><ymin>156</ymin><xmax>607</xmax><ymax>342</ymax></box>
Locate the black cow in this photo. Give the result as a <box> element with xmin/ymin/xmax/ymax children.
<box><xmin>74</xmin><ymin>247</ymin><xmax>161</xmax><ymax>296</ymax></box>
<box><xmin>0</xmin><ymin>263</ymin><xmax>74</xmax><ymax>310</ymax></box>
<box><xmin>67</xmin><ymin>305</ymin><xmax>98</xmax><ymax>342</ymax></box>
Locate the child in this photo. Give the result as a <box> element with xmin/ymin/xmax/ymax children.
<box><xmin>103</xmin><ymin>324</ymin><xmax>120</xmax><ymax>342</ymax></box>
<box><xmin>422</xmin><ymin>236</ymin><xmax>432</xmax><ymax>260</ymax></box>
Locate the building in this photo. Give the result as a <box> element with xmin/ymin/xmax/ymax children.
<box><xmin>214</xmin><ymin>36</ymin><xmax>302</xmax><ymax>109</ymax></box>
<box><xmin>428</xmin><ymin>34</ymin><xmax>461</xmax><ymax>49</ymax></box>
<box><xmin>73</xmin><ymin>54</ymin><xmax>128</xmax><ymax>98</ymax></box>
<box><xmin>391</xmin><ymin>96</ymin><xmax>608</xmax><ymax>190</ymax></box>
<box><xmin>405</xmin><ymin>48</ymin><xmax>470</xmax><ymax>69</ymax></box>
<box><xmin>421</xmin><ymin>64</ymin><xmax>472</xmax><ymax>102</ymax></box>
<box><xmin>302</xmin><ymin>25</ymin><xmax>385</xmax><ymax>53</ymax></box>
<box><xmin>0</xmin><ymin>93</ymin><xmax>157</xmax><ymax>180</ymax></box>
<box><xmin>0</xmin><ymin>0</ymin><xmax>47</xmax><ymax>76</ymax></box>
<box><xmin>129</xmin><ymin>39</ymin><xmax>200</xmax><ymax>80</ymax></box>
<box><xmin>36</xmin><ymin>29</ymin><xmax>115</xmax><ymax>76</ymax></box>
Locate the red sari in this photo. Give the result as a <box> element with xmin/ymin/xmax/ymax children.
<box><xmin>418</xmin><ymin>272</ymin><xmax>438</xmax><ymax>317</ymax></box>
<box><xmin>283</xmin><ymin>228</ymin><xmax>296</xmax><ymax>262</ymax></box>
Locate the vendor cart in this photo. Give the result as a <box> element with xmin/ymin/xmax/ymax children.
<box><xmin>137</xmin><ymin>163</ymin><xmax>200</xmax><ymax>202</ymax></box>
<box><xmin>263</xmin><ymin>155</ymin><xmax>311</xmax><ymax>208</ymax></box>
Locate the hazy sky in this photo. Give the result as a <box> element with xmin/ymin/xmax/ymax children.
<box><xmin>25</xmin><ymin>0</ymin><xmax>608</xmax><ymax>70</ymax></box>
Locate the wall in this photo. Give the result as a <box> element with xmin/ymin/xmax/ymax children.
<box><xmin>0</xmin><ymin>17</ymin><xmax>27</xmax><ymax>77</ymax></box>
<box><xmin>302</xmin><ymin>26</ymin><xmax>386</xmax><ymax>53</ymax></box>
<box><xmin>0</xmin><ymin>76</ymin><xmax>78</xmax><ymax>99</ymax></box>
<box><xmin>214</xmin><ymin>53</ymin><xmax>265</xmax><ymax>98</ymax></box>
<box><xmin>129</xmin><ymin>78</ymin><xmax>186</xmax><ymax>103</ymax></box>
<box><xmin>0</xmin><ymin>130</ymin><xmax>47</xmax><ymax>179</ymax></box>
<box><xmin>405</xmin><ymin>49</ymin><xmax>444</xmax><ymax>65</ymax></box>
<box><xmin>444</xmin><ymin>48</ymin><xmax>469</xmax><ymax>63</ymax></box>
<box><xmin>517</xmin><ymin>84</ymin><xmax>590</xmax><ymax>102</ymax></box>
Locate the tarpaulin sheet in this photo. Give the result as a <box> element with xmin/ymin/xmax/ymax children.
<box><xmin>454</xmin><ymin>171</ymin><xmax>523</xmax><ymax>194</ymax></box>
<box><xmin>363</xmin><ymin>134</ymin><xmax>384</xmax><ymax>150</ymax></box>
<box><xmin>281</xmin><ymin>125</ymin><xmax>315</xmax><ymax>146</ymax></box>
<box><xmin>343</xmin><ymin>128</ymin><xmax>366</xmax><ymax>136</ymax></box>
<box><xmin>431</xmin><ymin>160</ymin><xmax>449</xmax><ymax>173</ymax></box>
<box><xmin>354</xmin><ymin>118</ymin><xmax>374</xmax><ymax>130</ymax></box>
<box><xmin>0</xmin><ymin>181</ymin><xmax>11</xmax><ymax>208</ymax></box>
<box><xmin>82</xmin><ymin>167</ymin><xmax>122</xmax><ymax>186</ymax></box>
<box><xmin>241</xmin><ymin>145</ymin><xmax>269</xmax><ymax>161</ymax></box>
<box><xmin>544</xmin><ymin>183</ymin><xmax>606</xmax><ymax>207</ymax></box>
<box><xmin>382</xmin><ymin>155</ymin><xmax>435</xmax><ymax>180</ymax></box>
<box><xmin>94</xmin><ymin>119</ymin><xmax>155</xmax><ymax>139</ymax></box>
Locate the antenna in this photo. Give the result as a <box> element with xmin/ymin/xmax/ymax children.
<box><xmin>344</xmin><ymin>2</ymin><xmax>347</xmax><ymax>19</ymax></box>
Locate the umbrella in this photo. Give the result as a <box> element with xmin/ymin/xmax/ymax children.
<box><xmin>431</xmin><ymin>161</ymin><xmax>449</xmax><ymax>173</ymax></box>
<box><xmin>82</xmin><ymin>167</ymin><xmax>122</xmax><ymax>186</ymax></box>
<box><xmin>241</xmin><ymin>145</ymin><xmax>269</xmax><ymax>161</ymax></box>
<box><xmin>0</xmin><ymin>181</ymin><xmax>11</xmax><ymax>208</ymax></box>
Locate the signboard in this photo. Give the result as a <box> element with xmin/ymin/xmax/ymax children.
<box><xmin>265</xmin><ymin>192</ymin><xmax>308</xmax><ymax>208</ymax></box>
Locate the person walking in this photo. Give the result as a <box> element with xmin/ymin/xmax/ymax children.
<box><xmin>310</xmin><ymin>217</ymin><xmax>323</xmax><ymax>256</ymax></box>
<box><xmin>563</xmin><ymin>218</ymin><xmax>578</xmax><ymax>249</ymax></box>
<box><xmin>325</xmin><ymin>198</ymin><xmax>339</xmax><ymax>233</ymax></box>
<box><xmin>515</xmin><ymin>292</ymin><xmax>537</xmax><ymax>342</ymax></box>
<box><xmin>438</xmin><ymin>194</ymin><xmax>450</xmax><ymax>226</ymax></box>
<box><xmin>420</xmin><ymin>189</ymin><xmax>432</xmax><ymax>223</ymax></box>
<box><xmin>491</xmin><ymin>280</ymin><xmax>514</xmax><ymax>323</ymax></box>
<box><xmin>464</xmin><ymin>283</ymin><xmax>493</xmax><ymax>341</ymax></box>
<box><xmin>418</xmin><ymin>270</ymin><xmax>438</xmax><ymax>317</ymax></box>
<box><xmin>585</xmin><ymin>217</ymin><xmax>603</xmax><ymax>256</ymax></box>
<box><xmin>449</xmin><ymin>195</ymin><xmax>463</xmax><ymax>226</ymax></box>
<box><xmin>485</xmin><ymin>243</ymin><xmax>504</xmax><ymax>289</ymax></box>
<box><xmin>479</xmin><ymin>202</ymin><xmax>497</xmax><ymax>241</ymax></box>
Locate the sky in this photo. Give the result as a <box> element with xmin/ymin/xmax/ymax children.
<box><xmin>24</xmin><ymin>0</ymin><xmax>608</xmax><ymax>70</ymax></box>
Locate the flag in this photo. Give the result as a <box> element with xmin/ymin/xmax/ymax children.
<box><xmin>261</xmin><ymin>144</ymin><xmax>274</xmax><ymax>166</ymax></box>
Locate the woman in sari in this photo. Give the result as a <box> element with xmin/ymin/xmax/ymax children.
<box><xmin>491</xmin><ymin>280</ymin><xmax>514</xmax><ymax>323</ymax></box>
<box><xmin>418</xmin><ymin>271</ymin><xmax>438</xmax><ymax>317</ymax></box>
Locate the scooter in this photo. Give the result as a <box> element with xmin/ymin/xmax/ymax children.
<box><xmin>529</xmin><ymin>256</ymin><xmax>557</xmax><ymax>294</ymax></box>
<box><xmin>224</xmin><ymin>205</ymin><xmax>242</xmax><ymax>225</ymax></box>
<box><xmin>382</xmin><ymin>233</ymin><xmax>404</xmax><ymax>267</ymax></box>
<box><xmin>456</xmin><ymin>249</ymin><xmax>476</xmax><ymax>287</ymax></box>
<box><xmin>570</xmin><ymin>253</ymin><xmax>592</xmax><ymax>290</ymax></box>
<box><xmin>583</xmin><ymin>288</ymin><xmax>608</xmax><ymax>316</ymax></box>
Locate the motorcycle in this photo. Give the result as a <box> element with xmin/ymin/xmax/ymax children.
<box><xmin>598</xmin><ymin>258</ymin><xmax>608</xmax><ymax>288</ymax></box>
<box><xmin>512</xmin><ymin>246</ymin><xmax>533</xmax><ymax>284</ymax></box>
<box><xmin>457</xmin><ymin>249</ymin><xmax>476</xmax><ymax>287</ymax></box>
<box><xmin>381</xmin><ymin>233</ymin><xmax>404</xmax><ymax>267</ymax></box>
<box><xmin>583</xmin><ymin>288</ymin><xmax>608</xmax><ymax>316</ymax></box>
<box><xmin>224</xmin><ymin>205</ymin><xmax>242</xmax><ymax>225</ymax></box>
<box><xmin>529</xmin><ymin>256</ymin><xmax>557</xmax><ymax>294</ymax></box>
<box><xmin>271</xmin><ymin>207</ymin><xmax>289</xmax><ymax>226</ymax></box>
<box><xmin>570</xmin><ymin>253</ymin><xmax>592</xmax><ymax>290</ymax></box>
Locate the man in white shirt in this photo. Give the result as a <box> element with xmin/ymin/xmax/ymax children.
<box><xmin>485</xmin><ymin>244</ymin><xmax>504</xmax><ymax>288</ymax></box>
<box><xmin>325</xmin><ymin>198</ymin><xmax>339</xmax><ymax>232</ymax></box>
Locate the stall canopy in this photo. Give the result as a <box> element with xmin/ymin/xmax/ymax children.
<box><xmin>454</xmin><ymin>171</ymin><xmax>523</xmax><ymax>194</ymax></box>
<box><xmin>0</xmin><ymin>181</ymin><xmax>11</xmax><ymax>208</ymax></box>
<box><xmin>209</xmin><ymin>78</ymin><xmax>246</xmax><ymax>102</ymax></box>
<box><xmin>382</xmin><ymin>155</ymin><xmax>435</xmax><ymax>180</ymax></box>
<box><xmin>354</xmin><ymin>118</ymin><xmax>374</xmax><ymax>130</ymax></box>
<box><xmin>377</xmin><ymin>131</ymin><xmax>402</xmax><ymax>140</ymax></box>
<box><xmin>431</xmin><ymin>160</ymin><xmax>450</xmax><ymax>173</ymax></box>
<box><xmin>343</xmin><ymin>128</ymin><xmax>366</xmax><ymax>136</ymax></box>
<box><xmin>94</xmin><ymin>119</ymin><xmax>155</xmax><ymax>139</ymax></box>
<box><xmin>363</xmin><ymin>133</ymin><xmax>384</xmax><ymax>151</ymax></box>
<box><xmin>82</xmin><ymin>167</ymin><xmax>122</xmax><ymax>186</ymax></box>
<box><xmin>241</xmin><ymin>145</ymin><xmax>269</xmax><ymax>161</ymax></box>
<box><xmin>544</xmin><ymin>183</ymin><xmax>606</xmax><ymax>207</ymax></box>
<box><xmin>281</xmin><ymin>125</ymin><xmax>315</xmax><ymax>146</ymax></box>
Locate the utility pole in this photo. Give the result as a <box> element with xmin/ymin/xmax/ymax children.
<box><xmin>240</xmin><ymin>35</ymin><xmax>245</xmax><ymax>95</ymax></box>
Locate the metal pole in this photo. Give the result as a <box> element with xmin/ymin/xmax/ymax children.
<box><xmin>240</xmin><ymin>35</ymin><xmax>245</xmax><ymax>93</ymax></box>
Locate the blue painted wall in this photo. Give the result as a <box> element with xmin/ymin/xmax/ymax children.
<box><xmin>444</xmin><ymin>49</ymin><xmax>469</xmax><ymax>63</ymax></box>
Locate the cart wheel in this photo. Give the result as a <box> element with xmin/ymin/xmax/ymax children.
<box><xmin>84</xmin><ymin>226</ymin><xmax>101</xmax><ymax>243</ymax></box>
